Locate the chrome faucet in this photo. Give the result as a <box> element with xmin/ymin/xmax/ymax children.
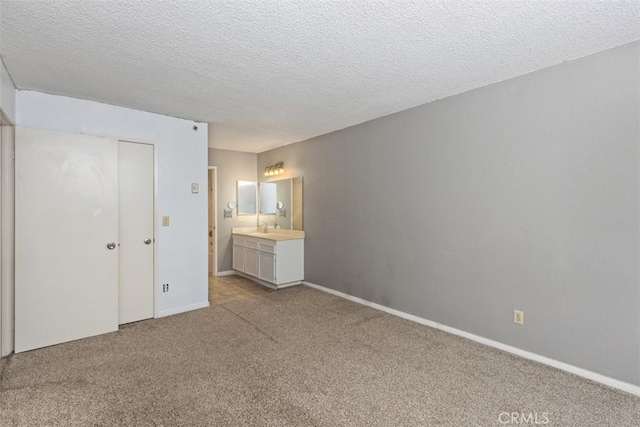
<box><xmin>273</xmin><ymin>223</ymin><xmax>279</xmax><ymax>229</ymax></box>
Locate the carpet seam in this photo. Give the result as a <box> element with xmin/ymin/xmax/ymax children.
<box><xmin>220</xmin><ymin>305</ymin><xmax>280</xmax><ymax>344</ymax></box>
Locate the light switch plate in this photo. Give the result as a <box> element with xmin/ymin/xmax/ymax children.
<box><xmin>162</xmin><ymin>216</ymin><xmax>170</xmax><ymax>227</ymax></box>
<box><xmin>191</xmin><ymin>183</ymin><xmax>199</xmax><ymax>194</ymax></box>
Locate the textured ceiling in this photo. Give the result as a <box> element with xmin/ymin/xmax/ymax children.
<box><xmin>1</xmin><ymin>1</ymin><xmax>639</xmax><ymax>153</ymax></box>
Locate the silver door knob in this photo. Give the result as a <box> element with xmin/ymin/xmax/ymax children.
<box><xmin>106</xmin><ymin>242</ymin><xmax>116</xmax><ymax>250</ymax></box>
<box><xmin>144</xmin><ymin>238</ymin><xmax>152</xmax><ymax>245</ymax></box>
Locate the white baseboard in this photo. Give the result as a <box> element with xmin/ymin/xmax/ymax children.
<box><xmin>217</xmin><ymin>270</ymin><xmax>236</xmax><ymax>277</ymax></box>
<box><xmin>302</xmin><ymin>281</ymin><xmax>640</xmax><ymax>397</ymax></box>
<box><xmin>156</xmin><ymin>301</ymin><xmax>210</xmax><ymax>318</ymax></box>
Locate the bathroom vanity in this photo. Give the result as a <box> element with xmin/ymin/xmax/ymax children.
<box><xmin>232</xmin><ymin>228</ymin><xmax>304</xmax><ymax>289</ymax></box>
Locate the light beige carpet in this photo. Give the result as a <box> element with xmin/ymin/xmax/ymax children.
<box><xmin>0</xmin><ymin>286</ymin><xmax>638</xmax><ymax>426</ymax></box>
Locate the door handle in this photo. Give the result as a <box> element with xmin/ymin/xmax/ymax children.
<box><xmin>144</xmin><ymin>238</ymin><xmax>152</xmax><ymax>245</ymax></box>
<box><xmin>106</xmin><ymin>242</ymin><xmax>116</xmax><ymax>250</ymax></box>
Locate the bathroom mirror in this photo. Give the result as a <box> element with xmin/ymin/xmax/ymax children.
<box><xmin>258</xmin><ymin>177</ymin><xmax>303</xmax><ymax>230</ymax></box>
<box><xmin>237</xmin><ymin>181</ymin><xmax>257</xmax><ymax>215</ymax></box>
<box><xmin>259</xmin><ymin>182</ymin><xmax>277</xmax><ymax>214</ymax></box>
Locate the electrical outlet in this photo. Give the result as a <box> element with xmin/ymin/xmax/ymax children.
<box><xmin>513</xmin><ymin>309</ymin><xmax>524</xmax><ymax>325</ymax></box>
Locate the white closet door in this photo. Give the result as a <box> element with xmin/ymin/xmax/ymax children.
<box><xmin>118</xmin><ymin>142</ymin><xmax>154</xmax><ymax>324</ymax></box>
<box><xmin>15</xmin><ymin>127</ymin><xmax>119</xmax><ymax>353</ymax></box>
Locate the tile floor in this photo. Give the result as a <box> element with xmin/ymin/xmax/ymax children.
<box><xmin>208</xmin><ymin>274</ymin><xmax>273</xmax><ymax>306</ymax></box>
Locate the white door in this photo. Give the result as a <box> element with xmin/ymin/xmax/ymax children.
<box><xmin>118</xmin><ymin>141</ymin><xmax>154</xmax><ymax>325</ymax></box>
<box><xmin>15</xmin><ymin>127</ymin><xmax>119</xmax><ymax>353</ymax></box>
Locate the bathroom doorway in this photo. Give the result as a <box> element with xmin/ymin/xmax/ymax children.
<box><xmin>208</xmin><ymin>167</ymin><xmax>218</xmax><ymax>277</ymax></box>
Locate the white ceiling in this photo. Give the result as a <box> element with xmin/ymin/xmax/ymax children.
<box><xmin>1</xmin><ymin>1</ymin><xmax>639</xmax><ymax>153</ymax></box>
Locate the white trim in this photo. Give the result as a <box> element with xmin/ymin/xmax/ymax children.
<box><xmin>217</xmin><ymin>270</ymin><xmax>236</xmax><ymax>277</ymax></box>
<box><xmin>0</xmin><ymin>125</ymin><xmax>14</xmax><ymax>357</ymax></box>
<box><xmin>302</xmin><ymin>281</ymin><xmax>640</xmax><ymax>397</ymax></box>
<box><xmin>208</xmin><ymin>167</ymin><xmax>218</xmax><ymax>277</ymax></box>
<box><xmin>156</xmin><ymin>300</ymin><xmax>209</xmax><ymax>318</ymax></box>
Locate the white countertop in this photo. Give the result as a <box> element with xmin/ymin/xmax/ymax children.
<box><xmin>232</xmin><ymin>227</ymin><xmax>305</xmax><ymax>241</ymax></box>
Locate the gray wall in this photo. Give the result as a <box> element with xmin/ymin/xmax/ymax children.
<box><xmin>258</xmin><ymin>42</ymin><xmax>640</xmax><ymax>385</ymax></box>
<box><xmin>208</xmin><ymin>148</ymin><xmax>257</xmax><ymax>272</ymax></box>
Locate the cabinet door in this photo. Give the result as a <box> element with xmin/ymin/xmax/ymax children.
<box><xmin>232</xmin><ymin>245</ymin><xmax>244</xmax><ymax>272</ymax></box>
<box><xmin>244</xmin><ymin>248</ymin><xmax>258</xmax><ymax>277</ymax></box>
<box><xmin>258</xmin><ymin>252</ymin><xmax>276</xmax><ymax>283</ymax></box>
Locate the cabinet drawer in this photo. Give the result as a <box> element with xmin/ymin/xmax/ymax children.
<box><xmin>258</xmin><ymin>242</ymin><xmax>276</xmax><ymax>254</ymax></box>
<box><xmin>244</xmin><ymin>239</ymin><xmax>259</xmax><ymax>249</ymax></box>
<box><xmin>232</xmin><ymin>236</ymin><xmax>245</xmax><ymax>247</ymax></box>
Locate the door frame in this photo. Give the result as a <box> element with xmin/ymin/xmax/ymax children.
<box><xmin>0</xmin><ymin>116</ymin><xmax>15</xmax><ymax>358</ymax></box>
<box><xmin>208</xmin><ymin>166</ymin><xmax>218</xmax><ymax>277</ymax></box>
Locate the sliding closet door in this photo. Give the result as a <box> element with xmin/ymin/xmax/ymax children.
<box><xmin>15</xmin><ymin>127</ymin><xmax>119</xmax><ymax>353</ymax></box>
<box><xmin>118</xmin><ymin>141</ymin><xmax>154</xmax><ymax>324</ymax></box>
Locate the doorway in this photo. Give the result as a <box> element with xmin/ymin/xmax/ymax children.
<box><xmin>208</xmin><ymin>167</ymin><xmax>218</xmax><ymax>277</ymax></box>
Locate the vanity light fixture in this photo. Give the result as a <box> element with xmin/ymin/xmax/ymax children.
<box><xmin>264</xmin><ymin>162</ymin><xmax>285</xmax><ymax>177</ymax></box>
